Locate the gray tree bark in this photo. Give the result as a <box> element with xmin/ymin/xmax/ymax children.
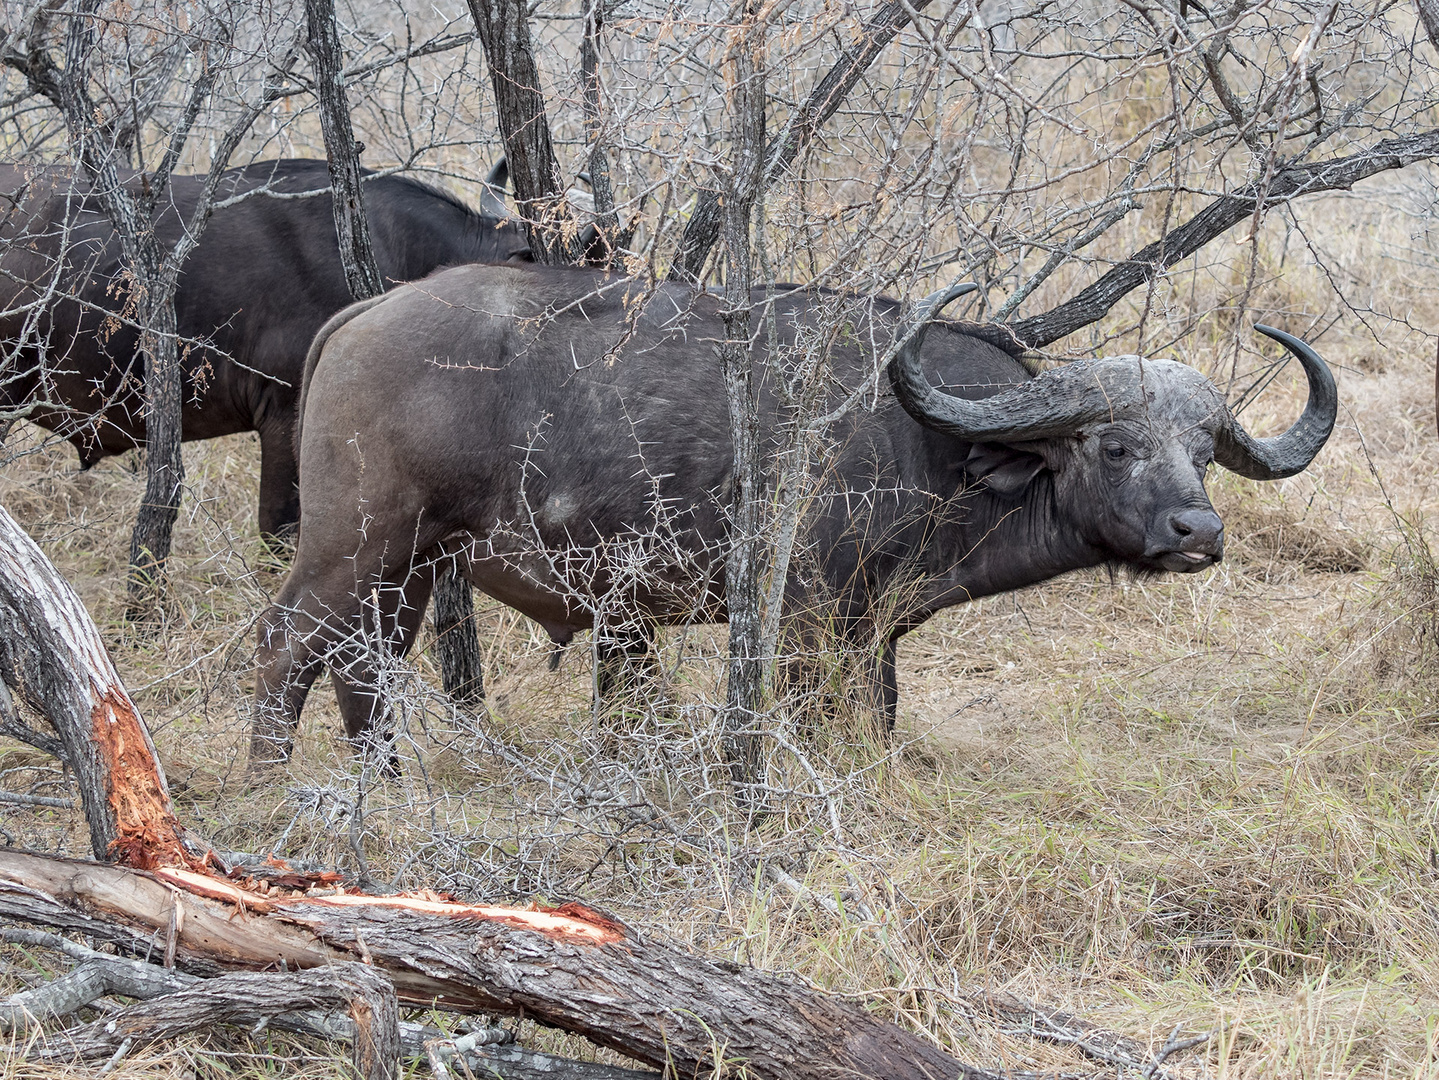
<box><xmin>0</xmin><ymin>928</ymin><xmax>658</xmax><ymax>1080</ymax></box>
<box><xmin>717</xmin><ymin>10</ymin><xmax>770</xmax><ymax>809</ymax></box>
<box><xmin>306</xmin><ymin>0</ymin><xmax>384</xmax><ymax>301</ymax></box>
<box><xmin>0</xmin><ymin>504</ymin><xmax>181</xmax><ymax>863</ymax></box>
<box><xmin>38</xmin><ymin>963</ymin><xmax>400</xmax><ymax>1080</ymax></box>
<box><xmin>581</xmin><ymin>0</ymin><xmax>620</xmax><ymax>259</ymax></box>
<box><xmin>1009</xmin><ymin>128</ymin><xmax>1439</xmax><ymax>349</ymax></box>
<box><xmin>467</xmin><ymin>0</ymin><xmax>575</xmax><ymax>264</ymax></box>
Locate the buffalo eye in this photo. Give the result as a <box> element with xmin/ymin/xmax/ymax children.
<box><xmin>1105</xmin><ymin>445</ymin><xmax>1125</xmax><ymax>460</ymax></box>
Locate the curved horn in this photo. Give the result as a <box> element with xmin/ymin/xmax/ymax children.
<box><xmin>890</xmin><ymin>283</ymin><xmax>1129</xmax><ymax>442</ymax></box>
<box><xmin>480</xmin><ymin>157</ymin><xmax>510</xmax><ymax>219</ymax></box>
<box><xmin>576</xmin><ymin>221</ymin><xmax>602</xmax><ymax>263</ymax></box>
<box><xmin>1213</xmin><ymin>325</ymin><xmax>1337</xmax><ymax>481</ymax></box>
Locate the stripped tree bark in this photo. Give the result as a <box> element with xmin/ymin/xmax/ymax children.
<box><xmin>305</xmin><ymin>0</ymin><xmax>485</xmax><ymax>708</ymax></box>
<box><xmin>0</xmin><ymin>500</ymin><xmax>993</xmax><ymax>1080</ymax></box>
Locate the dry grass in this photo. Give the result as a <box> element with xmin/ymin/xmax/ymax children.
<box><xmin>4</xmin><ymin>179</ymin><xmax>1439</xmax><ymax>1079</ymax></box>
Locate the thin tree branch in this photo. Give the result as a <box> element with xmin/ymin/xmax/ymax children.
<box><xmin>1009</xmin><ymin>128</ymin><xmax>1439</xmax><ymax>349</ymax></box>
<box><xmin>668</xmin><ymin>0</ymin><xmax>935</xmax><ymax>283</ymax></box>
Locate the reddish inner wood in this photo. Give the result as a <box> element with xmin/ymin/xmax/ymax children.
<box><xmin>153</xmin><ymin>867</ymin><xmax>624</xmax><ymax>945</ymax></box>
<box><xmin>88</xmin><ymin>682</ymin><xmax>623</xmax><ymax>947</ymax></box>
<box><xmin>91</xmin><ymin>688</ymin><xmax>195</xmax><ymax>872</ymax></box>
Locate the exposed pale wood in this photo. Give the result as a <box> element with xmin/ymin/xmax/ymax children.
<box><xmin>0</xmin><ymin>504</ymin><xmax>183</xmax><ymax>864</ymax></box>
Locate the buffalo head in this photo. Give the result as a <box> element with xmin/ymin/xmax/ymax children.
<box><xmin>892</xmin><ymin>284</ymin><xmax>1337</xmax><ymax>575</ymax></box>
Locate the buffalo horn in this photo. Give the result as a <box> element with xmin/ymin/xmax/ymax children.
<box><xmin>481</xmin><ymin>158</ymin><xmax>511</xmax><ymax>220</ymax></box>
<box><xmin>892</xmin><ymin>293</ymin><xmax>1337</xmax><ymax>468</ymax></box>
<box><xmin>1212</xmin><ymin>325</ymin><xmax>1337</xmax><ymax>480</ymax></box>
<box><xmin>890</xmin><ymin>282</ymin><xmax>1122</xmax><ymax>442</ymax></box>
<box><xmin>576</xmin><ymin>222</ymin><xmax>602</xmax><ymax>262</ymax></box>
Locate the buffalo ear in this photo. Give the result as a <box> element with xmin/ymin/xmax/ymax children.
<box><xmin>963</xmin><ymin>441</ymin><xmax>1047</xmax><ymax>495</ymax></box>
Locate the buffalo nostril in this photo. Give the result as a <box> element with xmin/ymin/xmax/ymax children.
<box><xmin>1169</xmin><ymin>509</ymin><xmax>1223</xmax><ymax>547</ymax></box>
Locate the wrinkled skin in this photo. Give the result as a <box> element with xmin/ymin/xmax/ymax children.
<box><xmin>0</xmin><ymin>159</ymin><xmax>530</xmax><ymax>540</ymax></box>
<box><xmin>246</xmin><ymin>264</ymin><xmax>1311</xmax><ymax>763</ymax></box>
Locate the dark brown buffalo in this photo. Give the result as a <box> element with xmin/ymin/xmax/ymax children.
<box><xmin>252</xmin><ymin>266</ymin><xmax>1336</xmax><ymax>764</ymax></box>
<box><xmin>0</xmin><ymin>158</ymin><xmax>529</xmax><ymax>539</ymax></box>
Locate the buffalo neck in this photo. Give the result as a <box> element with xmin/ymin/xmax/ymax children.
<box><xmin>916</xmin><ymin>472</ymin><xmax>1106</xmax><ymax>611</ymax></box>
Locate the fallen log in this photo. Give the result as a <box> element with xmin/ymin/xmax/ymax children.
<box><xmin>37</xmin><ymin>963</ymin><xmax>399</xmax><ymax>1079</ymax></box>
<box><xmin>0</xmin><ymin>847</ymin><xmax>983</xmax><ymax>1079</ymax></box>
<box><xmin>0</xmin><ymin>928</ymin><xmax>656</xmax><ymax>1080</ymax></box>
<box><xmin>0</xmin><ymin>500</ymin><xmax>992</xmax><ymax>1078</ymax></box>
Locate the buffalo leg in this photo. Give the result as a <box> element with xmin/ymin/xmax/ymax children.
<box><xmin>595</xmin><ymin>621</ymin><xmax>661</xmax><ymax>705</ymax></box>
<box><xmin>874</xmin><ymin>634</ymin><xmax>900</xmax><ymax>731</ymax></box>
<box><xmin>251</xmin><ymin>538</ymin><xmax>438</xmax><ymax>769</ymax></box>
<box><xmin>846</xmin><ymin>620</ymin><xmax>901</xmax><ymax>733</ymax></box>
<box><xmin>329</xmin><ymin>569</ymin><xmax>435</xmax><ymax>761</ymax></box>
<box><xmin>251</xmin><ymin>603</ymin><xmax>330</xmax><ymax>768</ymax></box>
<box><xmin>256</xmin><ymin>421</ymin><xmax>301</xmax><ymax>549</ymax></box>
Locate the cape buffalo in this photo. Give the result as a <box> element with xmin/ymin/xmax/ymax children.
<box><xmin>251</xmin><ymin>265</ymin><xmax>1336</xmax><ymax>764</ymax></box>
<box><xmin>0</xmin><ymin>158</ymin><xmax>529</xmax><ymax>540</ymax></box>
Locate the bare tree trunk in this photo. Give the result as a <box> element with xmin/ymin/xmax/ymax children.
<box><xmin>467</xmin><ymin>0</ymin><xmax>574</xmax><ymax>264</ymax></box>
<box><xmin>305</xmin><ymin>0</ymin><xmax>383</xmax><ymax>301</ymax></box>
<box><xmin>0</xmin><ymin>928</ymin><xmax>658</xmax><ymax>1080</ymax></box>
<box><xmin>125</xmin><ymin>295</ymin><xmax>185</xmax><ymax>618</ymax></box>
<box><xmin>718</xmin><ymin>10</ymin><xmax>769</xmax><ymax>809</ymax></box>
<box><xmin>433</xmin><ymin>560</ymin><xmax>484</xmax><ymax>706</ymax></box>
<box><xmin>307</xmin><ymin>0</ymin><xmax>485</xmax><ymax>707</ymax></box>
<box><xmin>581</xmin><ymin>0</ymin><xmax>619</xmax><ymax>257</ymax></box>
<box><xmin>53</xmin><ymin>5</ymin><xmax>188</xmax><ymax>620</ymax></box>
<box><xmin>0</xmin><ymin>504</ymin><xmax>183</xmax><ymax>864</ymax></box>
